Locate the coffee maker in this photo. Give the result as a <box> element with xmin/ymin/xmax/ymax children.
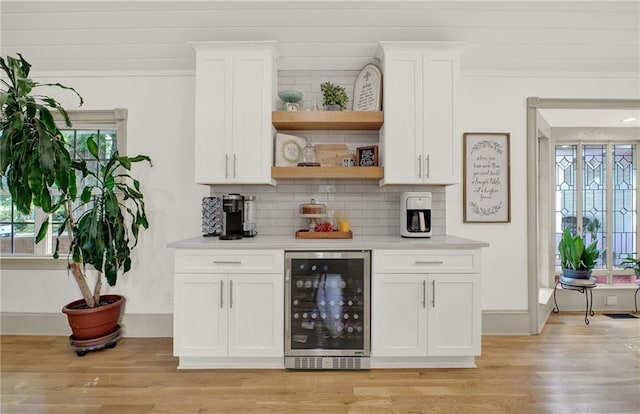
<box><xmin>220</xmin><ymin>194</ymin><xmax>244</xmax><ymax>240</ymax></box>
<box><xmin>400</xmin><ymin>192</ymin><xmax>432</xmax><ymax>238</ymax></box>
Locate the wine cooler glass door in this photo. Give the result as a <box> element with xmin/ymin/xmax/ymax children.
<box><xmin>285</xmin><ymin>251</ymin><xmax>371</xmax><ymax>357</ymax></box>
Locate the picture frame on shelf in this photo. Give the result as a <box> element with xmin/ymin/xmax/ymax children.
<box><xmin>356</xmin><ymin>145</ymin><xmax>379</xmax><ymax>167</ymax></box>
<box><xmin>353</xmin><ymin>63</ymin><xmax>382</xmax><ymax>111</ymax></box>
<box><xmin>463</xmin><ymin>132</ymin><xmax>511</xmax><ymax>223</ymax></box>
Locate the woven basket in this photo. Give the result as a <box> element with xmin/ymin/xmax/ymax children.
<box><xmin>315</xmin><ymin>144</ymin><xmax>350</xmax><ymax>166</ymax></box>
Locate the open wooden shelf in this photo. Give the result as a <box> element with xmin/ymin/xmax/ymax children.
<box><xmin>271</xmin><ymin>166</ymin><xmax>384</xmax><ymax>180</ymax></box>
<box><xmin>272</xmin><ymin>111</ymin><xmax>383</xmax><ymax>130</ymax></box>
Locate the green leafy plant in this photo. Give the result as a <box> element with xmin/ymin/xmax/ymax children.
<box><xmin>0</xmin><ymin>54</ymin><xmax>151</xmax><ymax>308</ymax></box>
<box><xmin>558</xmin><ymin>226</ymin><xmax>601</xmax><ymax>271</ymax></box>
<box><xmin>621</xmin><ymin>255</ymin><xmax>640</xmax><ymax>275</ymax></box>
<box><xmin>320</xmin><ymin>81</ymin><xmax>349</xmax><ymax>110</ymax></box>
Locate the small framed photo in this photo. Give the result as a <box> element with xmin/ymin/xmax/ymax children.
<box><xmin>356</xmin><ymin>145</ymin><xmax>379</xmax><ymax>167</ymax></box>
<box><xmin>463</xmin><ymin>132</ymin><xmax>511</xmax><ymax>223</ymax></box>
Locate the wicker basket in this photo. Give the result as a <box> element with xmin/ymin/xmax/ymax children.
<box><xmin>314</xmin><ymin>144</ymin><xmax>350</xmax><ymax>166</ymax></box>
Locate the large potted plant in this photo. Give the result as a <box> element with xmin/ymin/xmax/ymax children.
<box><xmin>0</xmin><ymin>54</ymin><xmax>151</xmax><ymax>350</ymax></box>
<box><xmin>558</xmin><ymin>225</ymin><xmax>601</xmax><ymax>280</ymax></box>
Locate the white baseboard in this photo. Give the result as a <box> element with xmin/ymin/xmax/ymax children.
<box><xmin>1</xmin><ymin>312</ymin><xmax>173</xmax><ymax>337</ymax></box>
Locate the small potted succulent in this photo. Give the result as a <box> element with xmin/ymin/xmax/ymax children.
<box><xmin>320</xmin><ymin>81</ymin><xmax>349</xmax><ymax>111</ymax></box>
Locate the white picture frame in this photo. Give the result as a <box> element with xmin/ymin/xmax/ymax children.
<box><xmin>463</xmin><ymin>132</ymin><xmax>511</xmax><ymax>223</ymax></box>
<box><xmin>353</xmin><ymin>63</ymin><xmax>382</xmax><ymax>111</ymax></box>
<box><xmin>274</xmin><ymin>133</ymin><xmax>306</xmax><ymax>167</ymax></box>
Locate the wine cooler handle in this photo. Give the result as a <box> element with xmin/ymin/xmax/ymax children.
<box><xmin>285</xmin><ymin>268</ymin><xmax>290</xmax><ymax>282</ymax></box>
<box><xmin>422</xmin><ymin>280</ymin><xmax>426</xmax><ymax>308</ymax></box>
<box><xmin>431</xmin><ymin>280</ymin><xmax>436</xmax><ymax>308</ymax></box>
<box><xmin>220</xmin><ymin>280</ymin><xmax>224</xmax><ymax>308</ymax></box>
<box><xmin>229</xmin><ymin>280</ymin><xmax>233</xmax><ymax>308</ymax></box>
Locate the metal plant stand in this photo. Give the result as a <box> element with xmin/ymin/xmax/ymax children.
<box><xmin>553</xmin><ymin>279</ymin><xmax>596</xmax><ymax>325</ymax></box>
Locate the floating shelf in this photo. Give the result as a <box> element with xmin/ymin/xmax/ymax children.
<box><xmin>271</xmin><ymin>166</ymin><xmax>384</xmax><ymax>180</ymax></box>
<box><xmin>272</xmin><ymin>111</ymin><xmax>383</xmax><ymax>130</ymax></box>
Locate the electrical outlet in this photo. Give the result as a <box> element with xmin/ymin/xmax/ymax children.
<box><xmin>605</xmin><ymin>295</ymin><xmax>618</xmax><ymax>306</ymax></box>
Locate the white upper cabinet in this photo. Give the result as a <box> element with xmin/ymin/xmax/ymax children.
<box><xmin>192</xmin><ymin>41</ymin><xmax>279</xmax><ymax>185</ymax></box>
<box><xmin>376</xmin><ymin>42</ymin><xmax>464</xmax><ymax>185</ymax></box>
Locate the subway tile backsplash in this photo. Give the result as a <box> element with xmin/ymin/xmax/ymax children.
<box><xmin>210</xmin><ymin>184</ymin><xmax>446</xmax><ymax>237</ymax></box>
<box><xmin>206</xmin><ymin>69</ymin><xmax>447</xmax><ymax>237</ymax></box>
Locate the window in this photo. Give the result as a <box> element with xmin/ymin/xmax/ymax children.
<box><xmin>554</xmin><ymin>138</ymin><xmax>638</xmax><ymax>285</ymax></box>
<box><xmin>0</xmin><ymin>109</ymin><xmax>127</xmax><ymax>267</ymax></box>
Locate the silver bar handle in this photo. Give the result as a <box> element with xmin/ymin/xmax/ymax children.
<box><xmin>415</xmin><ymin>260</ymin><xmax>444</xmax><ymax>265</ymax></box>
<box><xmin>233</xmin><ymin>154</ymin><xmax>238</xmax><ymax>178</ymax></box>
<box><xmin>225</xmin><ymin>154</ymin><xmax>229</xmax><ymax>178</ymax></box>
<box><xmin>213</xmin><ymin>261</ymin><xmax>242</xmax><ymax>265</ymax></box>
<box><xmin>422</xmin><ymin>280</ymin><xmax>426</xmax><ymax>308</ymax></box>
<box><xmin>229</xmin><ymin>280</ymin><xmax>233</xmax><ymax>308</ymax></box>
<box><xmin>417</xmin><ymin>154</ymin><xmax>422</xmax><ymax>178</ymax></box>
<box><xmin>431</xmin><ymin>280</ymin><xmax>436</xmax><ymax>308</ymax></box>
<box><xmin>220</xmin><ymin>280</ymin><xmax>224</xmax><ymax>308</ymax></box>
<box><xmin>285</xmin><ymin>268</ymin><xmax>291</xmax><ymax>282</ymax></box>
<box><xmin>426</xmin><ymin>154</ymin><xmax>430</xmax><ymax>178</ymax></box>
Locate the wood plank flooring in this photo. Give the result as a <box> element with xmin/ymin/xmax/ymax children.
<box><xmin>2</xmin><ymin>312</ymin><xmax>639</xmax><ymax>414</ymax></box>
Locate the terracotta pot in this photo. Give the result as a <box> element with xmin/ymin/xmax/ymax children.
<box><xmin>62</xmin><ymin>295</ymin><xmax>125</xmax><ymax>340</ymax></box>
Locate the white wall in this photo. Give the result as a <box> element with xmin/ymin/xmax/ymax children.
<box><xmin>448</xmin><ymin>73</ymin><xmax>640</xmax><ymax>311</ymax></box>
<box><xmin>1</xmin><ymin>69</ymin><xmax>638</xmax><ymax>335</ymax></box>
<box><xmin>1</xmin><ymin>72</ymin><xmax>207</xmax><ymax>316</ymax></box>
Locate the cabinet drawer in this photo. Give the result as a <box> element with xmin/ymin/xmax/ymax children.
<box><xmin>373</xmin><ymin>250</ymin><xmax>479</xmax><ymax>274</ymax></box>
<box><xmin>176</xmin><ymin>250</ymin><xmax>283</xmax><ymax>274</ymax></box>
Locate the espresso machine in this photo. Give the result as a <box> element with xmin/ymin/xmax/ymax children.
<box><xmin>400</xmin><ymin>192</ymin><xmax>432</xmax><ymax>238</ymax></box>
<box><xmin>220</xmin><ymin>194</ymin><xmax>244</xmax><ymax>240</ymax></box>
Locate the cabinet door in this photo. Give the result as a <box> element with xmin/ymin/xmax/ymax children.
<box><xmin>174</xmin><ymin>274</ymin><xmax>228</xmax><ymax>357</ymax></box>
<box><xmin>231</xmin><ymin>50</ymin><xmax>275</xmax><ymax>184</ymax></box>
<box><xmin>228</xmin><ymin>274</ymin><xmax>284</xmax><ymax>357</ymax></box>
<box><xmin>194</xmin><ymin>51</ymin><xmax>234</xmax><ymax>184</ymax></box>
<box><xmin>422</xmin><ymin>56</ymin><xmax>456</xmax><ymax>184</ymax></box>
<box><xmin>427</xmin><ymin>274</ymin><xmax>480</xmax><ymax>356</ymax></box>
<box><xmin>371</xmin><ymin>273</ymin><xmax>427</xmax><ymax>357</ymax></box>
<box><xmin>380</xmin><ymin>50</ymin><xmax>423</xmax><ymax>185</ymax></box>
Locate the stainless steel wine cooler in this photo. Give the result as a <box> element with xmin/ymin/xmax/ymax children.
<box><xmin>284</xmin><ymin>251</ymin><xmax>371</xmax><ymax>370</ymax></box>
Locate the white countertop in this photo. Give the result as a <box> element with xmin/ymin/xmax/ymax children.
<box><xmin>167</xmin><ymin>234</ymin><xmax>489</xmax><ymax>250</ymax></box>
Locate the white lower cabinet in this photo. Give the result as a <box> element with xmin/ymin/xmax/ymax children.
<box><xmin>371</xmin><ymin>249</ymin><xmax>481</xmax><ymax>367</ymax></box>
<box><xmin>174</xmin><ymin>273</ymin><xmax>283</xmax><ymax>359</ymax></box>
<box><xmin>173</xmin><ymin>249</ymin><xmax>284</xmax><ymax>368</ymax></box>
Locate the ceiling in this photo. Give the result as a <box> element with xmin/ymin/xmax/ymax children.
<box><xmin>1</xmin><ymin>1</ymin><xmax>639</xmax><ymax>74</ymax></box>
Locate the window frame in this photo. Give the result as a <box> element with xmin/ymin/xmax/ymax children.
<box><xmin>550</xmin><ymin>131</ymin><xmax>639</xmax><ymax>285</ymax></box>
<box><xmin>0</xmin><ymin>109</ymin><xmax>128</xmax><ymax>270</ymax></box>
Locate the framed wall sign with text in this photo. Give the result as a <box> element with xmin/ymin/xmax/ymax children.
<box><xmin>356</xmin><ymin>145</ymin><xmax>379</xmax><ymax>167</ymax></box>
<box><xmin>463</xmin><ymin>133</ymin><xmax>511</xmax><ymax>223</ymax></box>
<box><xmin>353</xmin><ymin>63</ymin><xmax>382</xmax><ymax>111</ymax></box>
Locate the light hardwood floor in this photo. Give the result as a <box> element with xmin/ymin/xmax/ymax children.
<box><xmin>2</xmin><ymin>312</ymin><xmax>639</xmax><ymax>414</ymax></box>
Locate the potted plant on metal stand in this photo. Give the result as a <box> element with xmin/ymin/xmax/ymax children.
<box><xmin>0</xmin><ymin>54</ymin><xmax>152</xmax><ymax>355</ymax></box>
<box><xmin>558</xmin><ymin>223</ymin><xmax>601</xmax><ymax>280</ymax></box>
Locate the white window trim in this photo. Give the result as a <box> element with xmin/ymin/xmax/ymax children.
<box><xmin>550</xmin><ymin>136</ymin><xmax>640</xmax><ymax>285</ymax></box>
<box><xmin>0</xmin><ymin>109</ymin><xmax>128</xmax><ymax>270</ymax></box>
